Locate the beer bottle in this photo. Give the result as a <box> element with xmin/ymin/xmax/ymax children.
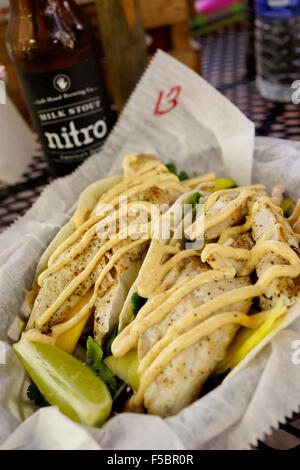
<box><xmin>7</xmin><ymin>0</ymin><xmax>113</xmax><ymax>176</ymax></box>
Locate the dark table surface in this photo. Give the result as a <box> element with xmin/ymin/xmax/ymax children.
<box><xmin>0</xmin><ymin>22</ymin><xmax>300</xmax><ymax>450</ymax></box>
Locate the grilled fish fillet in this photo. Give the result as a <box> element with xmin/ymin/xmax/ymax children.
<box><xmin>203</xmin><ymin>232</ymin><xmax>254</xmax><ymax>274</ymax></box>
<box><xmin>184</xmin><ymin>187</ymin><xmax>266</xmax><ymax>242</ymax></box>
<box><xmin>115</xmin><ymin>185</ymin><xmax>300</xmax><ymax>418</ymax></box>
<box><xmin>28</xmin><ymin>156</ymin><xmax>186</xmax><ymax>344</ymax></box>
<box><xmin>138</xmin><ymin>257</ymin><xmax>252</xmax><ymax>416</ymax></box>
<box><xmin>252</xmin><ymin>202</ymin><xmax>300</xmax><ymax>309</ymax></box>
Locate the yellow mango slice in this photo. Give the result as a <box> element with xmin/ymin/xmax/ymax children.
<box><xmin>215</xmin><ymin>300</ymin><xmax>287</xmax><ymax>376</ymax></box>
<box><xmin>206</xmin><ymin>178</ymin><xmax>236</xmax><ymax>192</ymax></box>
<box><xmin>54</xmin><ymin>289</ymin><xmax>93</xmax><ymax>354</ymax></box>
<box><xmin>104</xmin><ymin>350</ymin><xmax>140</xmax><ymax>391</ymax></box>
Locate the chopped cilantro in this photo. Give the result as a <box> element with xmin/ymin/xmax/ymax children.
<box><xmin>112</xmin><ymin>382</ymin><xmax>127</xmax><ymax>403</ymax></box>
<box><xmin>97</xmin><ymin>362</ymin><xmax>119</xmax><ymax>396</ymax></box>
<box><xmin>87</xmin><ymin>336</ymin><xmax>119</xmax><ymax>395</ymax></box>
<box><xmin>87</xmin><ymin>335</ymin><xmax>103</xmax><ymax>370</ymax></box>
<box><xmin>167</xmin><ymin>163</ymin><xmax>190</xmax><ymax>181</ymax></box>
<box><xmin>178</xmin><ymin>171</ymin><xmax>189</xmax><ymax>181</ymax></box>
<box><xmin>103</xmin><ymin>325</ymin><xmax>118</xmax><ymax>359</ymax></box>
<box><xmin>131</xmin><ymin>292</ymin><xmax>147</xmax><ymax>317</ymax></box>
<box><xmin>191</xmin><ymin>192</ymin><xmax>201</xmax><ymax>215</ymax></box>
<box><xmin>27</xmin><ymin>383</ymin><xmax>49</xmax><ymax>407</ymax></box>
<box><xmin>86</xmin><ymin>336</ymin><xmax>130</xmax><ymax>403</ymax></box>
<box><xmin>166</xmin><ymin>163</ymin><xmax>177</xmax><ymax>175</ymax></box>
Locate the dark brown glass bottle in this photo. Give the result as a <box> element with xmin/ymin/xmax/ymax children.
<box><xmin>7</xmin><ymin>0</ymin><xmax>112</xmax><ymax>176</ymax></box>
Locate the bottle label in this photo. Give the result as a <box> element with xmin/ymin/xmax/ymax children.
<box><xmin>267</xmin><ymin>0</ymin><xmax>291</xmax><ymax>6</ymax></box>
<box><xmin>17</xmin><ymin>55</ymin><xmax>111</xmax><ymax>167</ymax></box>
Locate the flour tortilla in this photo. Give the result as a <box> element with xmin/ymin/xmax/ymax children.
<box><xmin>26</xmin><ymin>174</ymin><xmax>122</xmax><ymax>326</ymax></box>
<box><xmin>117</xmin><ymin>189</ymin><xmax>201</xmax><ymax>330</ymax></box>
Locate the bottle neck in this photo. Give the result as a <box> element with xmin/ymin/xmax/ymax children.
<box><xmin>9</xmin><ymin>0</ymin><xmax>30</xmax><ymax>15</ymax></box>
<box><xmin>9</xmin><ymin>0</ymin><xmax>68</xmax><ymax>15</ymax></box>
<box><xmin>7</xmin><ymin>0</ymin><xmax>93</xmax><ymax>73</ymax></box>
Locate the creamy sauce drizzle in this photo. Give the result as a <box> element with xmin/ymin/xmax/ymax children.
<box><xmin>26</xmin><ymin>161</ymin><xmax>300</xmax><ymax>409</ymax></box>
<box><xmin>128</xmin><ymin>310</ymin><xmax>273</xmax><ymax>409</ymax></box>
<box><xmin>38</xmin><ymin>202</ymin><xmax>156</xmax><ymax>285</ymax></box>
<box><xmin>112</xmin><ymin>186</ymin><xmax>300</xmax><ymax>409</ymax></box>
<box><xmin>185</xmin><ymin>185</ymin><xmax>266</xmax><ymax>241</ymax></box>
<box><xmin>29</xmin><ymin>158</ymin><xmax>188</xmax><ymax>336</ymax></box>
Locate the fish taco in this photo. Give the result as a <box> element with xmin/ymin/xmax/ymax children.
<box><xmin>12</xmin><ymin>156</ymin><xmax>300</xmax><ymax>425</ymax></box>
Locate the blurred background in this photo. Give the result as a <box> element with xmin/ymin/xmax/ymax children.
<box><xmin>0</xmin><ymin>0</ymin><xmax>300</xmax><ymax>449</ymax></box>
<box><xmin>2</xmin><ymin>0</ymin><xmax>300</xmax><ymax>140</ymax></box>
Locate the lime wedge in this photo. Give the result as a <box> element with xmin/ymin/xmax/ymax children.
<box><xmin>14</xmin><ymin>340</ymin><xmax>112</xmax><ymax>427</ymax></box>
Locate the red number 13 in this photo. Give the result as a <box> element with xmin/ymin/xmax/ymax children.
<box><xmin>154</xmin><ymin>86</ymin><xmax>182</xmax><ymax>116</ymax></box>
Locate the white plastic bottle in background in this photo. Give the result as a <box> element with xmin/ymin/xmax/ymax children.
<box><xmin>0</xmin><ymin>79</ymin><xmax>35</xmax><ymax>184</ymax></box>
<box><xmin>255</xmin><ymin>0</ymin><xmax>300</xmax><ymax>102</ymax></box>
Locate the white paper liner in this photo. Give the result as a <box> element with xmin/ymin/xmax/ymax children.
<box><xmin>0</xmin><ymin>51</ymin><xmax>300</xmax><ymax>450</ymax></box>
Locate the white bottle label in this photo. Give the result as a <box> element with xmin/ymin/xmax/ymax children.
<box><xmin>18</xmin><ymin>56</ymin><xmax>111</xmax><ymax>169</ymax></box>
